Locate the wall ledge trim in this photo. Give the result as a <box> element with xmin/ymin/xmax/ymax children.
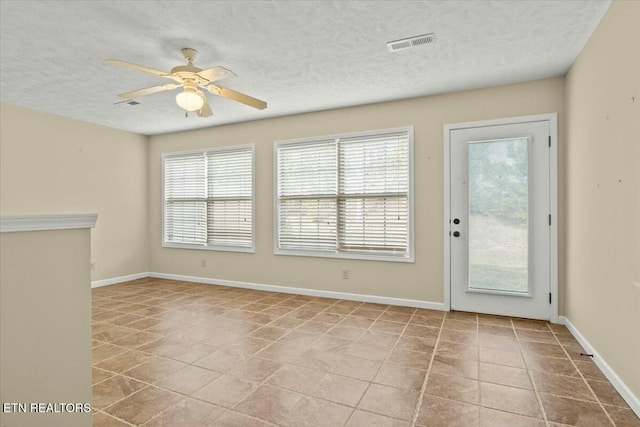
<box><xmin>0</xmin><ymin>214</ymin><xmax>98</xmax><ymax>233</ymax></box>
<box><xmin>559</xmin><ymin>316</ymin><xmax>640</xmax><ymax>416</ymax></box>
<box><xmin>91</xmin><ymin>272</ymin><xmax>150</xmax><ymax>288</ymax></box>
<box><xmin>149</xmin><ymin>272</ymin><xmax>446</xmax><ymax>311</ymax></box>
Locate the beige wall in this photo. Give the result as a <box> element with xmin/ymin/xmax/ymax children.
<box><xmin>0</xmin><ymin>228</ymin><xmax>92</xmax><ymax>427</ymax></box>
<box><xmin>149</xmin><ymin>77</ymin><xmax>564</xmax><ymax>303</ymax></box>
<box><xmin>564</xmin><ymin>0</ymin><xmax>640</xmax><ymax>400</ymax></box>
<box><xmin>0</xmin><ymin>104</ymin><xmax>149</xmax><ymax>281</ymax></box>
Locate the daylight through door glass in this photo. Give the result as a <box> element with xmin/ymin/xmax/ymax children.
<box><xmin>467</xmin><ymin>137</ymin><xmax>529</xmax><ymax>293</ymax></box>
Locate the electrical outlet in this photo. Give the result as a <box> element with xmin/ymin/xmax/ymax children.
<box><xmin>201</xmin><ymin>259</ymin><xmax>207</xmax><ymax>268</ymax></box>
<box><xmin>91</xmin><ymin>262</ymin><xmax>96</xmax><ymax>271</ymax></box>
<box><xmin>342</xmin><ymin>269</ymin><xmax>349</xmax><ymax>279</ymax></box>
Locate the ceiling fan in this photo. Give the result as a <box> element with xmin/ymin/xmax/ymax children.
<box><xmin>106</xmin><ymin>48</ymin><xmax>267</xmax><ymax>117</ymax></box>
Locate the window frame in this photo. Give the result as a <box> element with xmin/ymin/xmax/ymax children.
<box><xmin>162</xmin><ymin>144</ymin><xmax>255</xmax><ymax>253</ymax></box>
<box><xmin>273</xmin><ymin>126</ymin><xmax>414</xmax><ymax>263</ymax></box>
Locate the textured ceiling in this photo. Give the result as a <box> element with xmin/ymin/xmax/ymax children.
<box><xmin>0</xmin><ymin>1</ymin><xmax>610</xmax><ymax>136</ymax></box>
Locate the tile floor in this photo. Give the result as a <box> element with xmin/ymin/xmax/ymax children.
<box><xmin>92</xmin><ymin>278</ymin><xmax>639</xmax><ymax>427</ymax></box>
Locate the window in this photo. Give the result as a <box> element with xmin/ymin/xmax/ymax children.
<box><xmin>163</xmin><ymin>145</ymin><xmax>254</xmax><ymax>252</ymax></box>
<box><xmin>275</xmin><ymin>127</ymin><xmax>413</xmax><ymax>261</ymax></box>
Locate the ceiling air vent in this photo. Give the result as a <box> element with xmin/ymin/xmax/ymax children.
<box><xmin>113</xmin><ymin>99</ymin><xmax>140</xmax><ymax>106</ymax></box>
<box><xmin>387</xmin><ymin>33</ymin><xmax>435</xmax><ymax>52</ymax></box>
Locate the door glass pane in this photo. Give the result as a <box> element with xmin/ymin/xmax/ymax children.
<box><xmin>468</xmin><ymin>137</ymin><xmax>529</xmax><ymax>293</ymax></box>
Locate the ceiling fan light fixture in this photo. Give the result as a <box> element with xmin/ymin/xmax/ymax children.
<box><xmin>175</xmin><ymin>87</ymin><xmax>204</xmax><ymax>112</ymax></box>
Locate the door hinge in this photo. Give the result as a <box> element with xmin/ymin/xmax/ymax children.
<box><xmin>548</xmin><ymin>136</ymin><xmax>551</xmax><ymax>147</ymax></box>
<box><xmin>549</xmin><ymin>293</ymin><xmax>552</xmax><ymax>304</ymax></box>
<box><xmin>549</xmin><ymin>214</ymin><xmax>552</xmax><ymax>226</ymax></box>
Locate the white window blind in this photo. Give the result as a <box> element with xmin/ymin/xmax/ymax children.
<box><xmin>276</xmin><ymin>128</ymin><xmax>412</xmax><ymax>260</ymax></box>
<box><xmin>163</xmin><ymin>145</ymin><xmax>254</xmax><ymax>251</ymax></box>
<box><xmin>277</xmin><ymin>141</ymin><xmax>338</xmax><ymax>250</ymax></box>
<box><xmin>339</xmin><ymin>133</ymin><xmax>409</xmax><ymax>253</ymax></box>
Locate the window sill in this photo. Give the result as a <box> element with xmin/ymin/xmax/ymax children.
<box><xmin>274</xmin><ymin>248</ymin><xmax>414</xmax><ymax>263</ymax></box>
<box><xmin>162</xmin><ymin>243</ymin><xmax>255</xmax><ymax>253</ymax></box>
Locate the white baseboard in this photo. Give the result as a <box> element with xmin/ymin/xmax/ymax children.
<box><xmin>149</xmin><ymin>272</ymin><xmax>447</xmax><ymax>311</ymax></box>
<box><xmin>91</xmin><ymin>272</ymin><xmax>150</xmax><ymax>288</ymax></box>
<box><xmin>559</xmin><ymin>316</ymin><xmax>639</xmax><ymax>416</ymax></box>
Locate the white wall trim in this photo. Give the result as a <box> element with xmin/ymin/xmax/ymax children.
<box><xmin>0</xmin><ymin>214</ymin><xmax>98</xmax><ymax>233</ymax></box>
<box><xmin>443</xmin><ymin>122</ymin><xmax>452</xmax><ymax>312</ymax></box>
<box><xmin>149</xmin><ymin>272</ymin><xmax>446</xmax><ymax>311</ymax></box>
<box><xmin>91</xmin><ymin>272</ymin><xmax>150</xmax><ymax>288</ymax></box>
<box><xmin>559</xmin><ymin>316</ymin><xmax>640</xmax><ymax>416</ymax></box>
<box><xmin>548</xmin><ymin>113</ymin><xmax>559</xmax><ymax>323</ymax></box>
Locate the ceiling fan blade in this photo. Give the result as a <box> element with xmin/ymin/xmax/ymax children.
<box><xmin>197</xmin><ymin>95</ymin><xmax>213</xmax><ymax>117</ymax></box>
<box><xmin>106</xmin><ymin>59</ymin><xmax>171</xmax><ymax>78</ymax></box>
<box><xmin>207</xmin><ymin>84</ymin><xmax>267</xmax><ymax>110</ymax></box>
<box><xmin>197</xmin><ymin>66</ymin><xmax>236</xmax><ymax>83</ymax></box>
<box><xmin>118</xmin><ymin>83</ymin><xmax>182</xmax><ymax>99</ymax></box>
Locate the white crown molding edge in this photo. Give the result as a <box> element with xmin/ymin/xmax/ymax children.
<box><xmin>558</xmin><ymin>316</ymin><xmax>640</xmax><ymax>417</ymax></box>
<box><xmin>91</xmin><ymin>272</ymin><xmax>150</xmax><ymax>288</ymax></box>
<box><xmin>149</xmin><ymin>272</ymin><xmax>446</xmax><ymax>311</ymax></box>
<box><xmin>0</xmin><ymin>214</ymin><xmax>98</xmax><ymax>233</ymax></box>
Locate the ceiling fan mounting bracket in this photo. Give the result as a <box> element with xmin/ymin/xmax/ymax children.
<box><xmin>181</xmin><ymin>48</ymin><xmax>198</xmax><ymax>62</ymax></box>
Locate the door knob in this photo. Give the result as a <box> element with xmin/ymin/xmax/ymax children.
<box><xmin>453</xmin><ymin>231</ymin><xmax>460</xmax><ymax>237</ymax></box>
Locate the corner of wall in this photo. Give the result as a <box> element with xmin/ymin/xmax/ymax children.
<box><xmin>143</xmin><ymin>133</ymin><xmax>152</xmax><ymax>275</ymax></box>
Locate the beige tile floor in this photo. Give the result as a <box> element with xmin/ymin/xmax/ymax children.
<box><xmin>92</xmin><ymin>278</ymin><xmax>639</xmax><ymax>427</ymax></box>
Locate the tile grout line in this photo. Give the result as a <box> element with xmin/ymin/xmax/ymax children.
<box><xmin>299</xmin><ymin>305</ymin><xmax>444</xmax><ymax>425</ymax></box>
<box><xmin>93</xmin><ymin>408</ymin><xmax>137</xmax><ymax>427</ymax></box>
<box><xmin>548</xmin><ymin>324</ymin><xmax>617</xmax><ymax>426</ymax></box>
<box><xmin>264</xmin><ymin>299</ymin><xmax>425</xmax><ymax>425</ymax></box>
<box><xmin>228</xmin><ymin>297</ymin><xmax>365</xmax><ymax>426</ymax></box>
<box><xmin>97</xmin><ymin>382</ymin><xmax>160</xmax><ymax>424</ymax></box>
<box><xmin>215</xmin><ymin>412</ymin><xmax>280</xmax><ymax>427</ymax></box>
<box><xmin>342</xmin><ymin>307</ymin><xmax>384</xmax><ymax>426</ymax></box>
<box><xmin>99</xmin><ymin>285</ymin><xmax>313</xmax><ymax>424</ymax></box>
<box><xmin>489</xmin><ymin>320</ymin><xmax>549</xmax><ymax>425</ymax></box>
<box><xmin>268</xmin><ymin>304</ymin><xmax>441</xmax><ymax>426</ymax></box>
<box><xmin>136</xmin><ymin>307</ymin><xmax>305</xmax><ymax>427</ymax></box>
<box><xmin>184</xmin><ymin>294</ymin><xmax>362</xmax><ymax>425</ymax></box>
<box><xmin>218</xmin><ymin>301</ymin><xmax>433</xmax><ymax>425</ymax></box>
<box><xmin>410</xmin><ymin>310</ymin><xmax>447</xmax><ymax>426</ymax></box>
<box><xmin>93</xmin><ymin>285</ymin><xmax>309</xmax><ymax>425</ymax></box>
<box><xmin>513</xmin><ymin>322</ymin><xmax>551</xmax><ymax>426</ymax></box>
<box><xmin>102</xmin><ymin>366</ymin><xmax>279</xmax><ymax>426</ymax></box>
<box><xmin>168</xmin><ymin>295</ymin><xmax>378</xmax><ymax>425</ymax></box>
<box><xmin>339</xmin><ymin>303</ymin><xmax>413</xmax><ymax>426</ymax></box>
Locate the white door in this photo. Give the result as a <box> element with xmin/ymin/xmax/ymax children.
<box><xmin>447</xmin><ymin>117</ymin><xmax>555</xmax><ymax>320</ymax></box>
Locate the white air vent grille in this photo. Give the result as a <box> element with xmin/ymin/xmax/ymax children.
<box><xmin>387</xmin><ymin>33</ymin><xmax>435</xmax><ymax>52</ymax></box>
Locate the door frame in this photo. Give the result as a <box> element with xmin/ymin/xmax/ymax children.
<box><xmin>443</xmin><ymin>113</ymin><xmax>558</xmax><ymax>323</ymax></box>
